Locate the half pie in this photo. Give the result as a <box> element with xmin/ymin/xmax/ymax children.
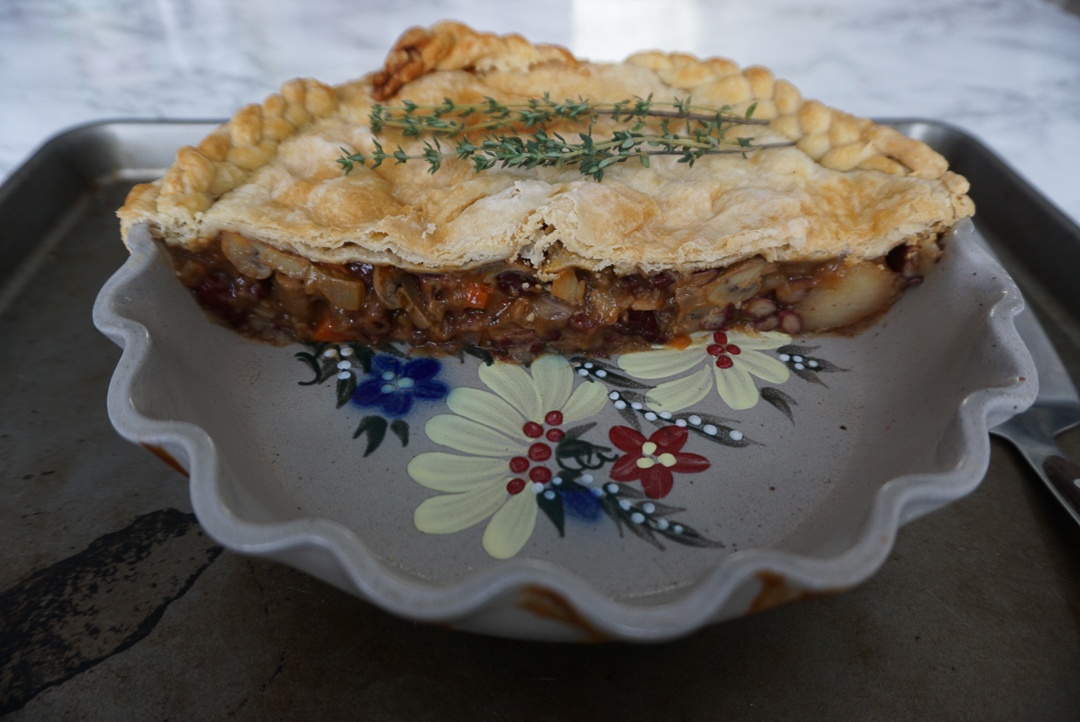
<box><xmin>119</xmin><ymin>22</ymin><xmax>974</xmax><ymax>362</ymax></box>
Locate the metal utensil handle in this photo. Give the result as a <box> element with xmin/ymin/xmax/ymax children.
<box><xmin>1045</xmin><ymin>454</ymin><xmax>1080</xmax><ymax>513</ymax></box>
<box><xmin>1001</xmin><ymin>429</ymin><xmax>1080</xmax><ymax>526</ymax></box>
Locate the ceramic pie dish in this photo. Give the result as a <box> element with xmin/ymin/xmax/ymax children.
<box><xmin>94</xmin><ymin>218</ymin><xmax>1035</xmax><ymax>642</ymax></box>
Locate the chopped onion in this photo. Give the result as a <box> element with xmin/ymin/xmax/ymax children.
<box><xmin>305</xmin><ymin>268</ymin><xmax>365</xmax><ymax>311</ymax></box>
<box><xmin>256</xmin><ymin>241</ymin><xmax>312</xmax><ymax>279</ymax></box>
<box><xmin>550</xmin><ymin>269</ymin><xmax>584</xmax><ymax>303</ymax></box>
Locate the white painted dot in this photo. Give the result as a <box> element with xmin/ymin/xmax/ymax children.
<box><xmin>675</xmin><ymin>419</ymin><xmax>687</xmax><ymax>427</ymax></box>
<box><xmin>808</xmin><ymin>360</ymin><xmax>819</xmax><ymax>368</ymax></box>
<box><xmin>729</xmin><ymin>429</ymin><xmax>744</xmax><ymax>441</ymax></box>
<box><xmin>619</xmin><ymin>499</ymin><xmax>632</xmax><ymax>511</ymax></box>
<box><xmin>794</xmin><ymin>363</ymin><xmax>805</xmax><ymax>371</ymax></box>
<box><xmin>322</xmin><ymin>349</ymin><xmax>338</xmax><ymax>358</ymax></box>
<box><xmin>642</xmin><ymin>502</ymin><xmax>656</xmax><ymax>514</ymax></box>
<box><xmin>688</xmin><ymin>415</ymin><xmax>702</xmax><ymax>426</ymax></box>
<box><xmin>398</xmin><ymin>377</ymin><xmax>415</xmax><ymax>388</ymax></box>
<box><xmin>608</xmin><ymin>391</ymin><xmax>621</xmax><ymax>400</ymax></box>
<box><xmin>644</xmin><ymin>412</ymin><xmax>658</xmax><ymax>421</ymax></box>
<box><xmin>595</xmin><ymin>369</ymin><xmax>608</xmax><ymax>378</ymax></box>
<box><xmin>631</xmin><ymin>402</ymin><xmax>644</xmax><ymax>410</ymax></box>
<box><xmin>582</xmin><ymin>474</ymin><xmax>594</xmax><ymax>484</ymax></box>
<box><xmin>584</xmin><ymin>362</ymin><xmax>594</xmax><ymax>369</ymax></box>
<box><xmin>578</xmin><ymin>369</ymin><xmax>589</xmax><ymax>377</ymax></box>
<box><xmin>614</xmin><ymin>400</ymin><xmax>627</xmax><ymax>410</ymax></box>
<box><xmin>656</xmin><ymin>519</ymin><xmax>670</xmax><ymax>530</ymax></box>
<box><xmin>631</xmin><ymin>512</ymin><xmax>645</xmax><ymax>524</ymax></box>
<box><xmin>778</xmin><ymin>353</ymin><xmax>790</xmax><ymax>362</ymax></box>
<box><xmin>337</xmin><ymin>361</ymin><xmax>352</xmax><ymax>370</ymax></box>
<box><xmin>591</xmin><ymin>487</ymin><xmax>604</xmax><ymax>497</ymax></box>
<box><xmin>552</xmin><ymin>476</ymin><xmax>563</xmax><ymax>486</ymax></box>
<box><xmin>792</xmin><ymin>355</ymin><xmax>804</xmax><ymax>363</ymax></box>
<box><xmin>337</xmin><ymin>371</ymin><xmax>352</xmax><ymax>380</ymax></box>
<box><xmin>340</xmin><ymin>346</ymin><xmax>354</xmax><ymax>357</ymax></box>
<box><xmin>532</xmin><ymin>482</ymin><xmax>545</xmax><ymax>494</ymax></box>
<box><xmin>381</xmin><ymin>371</ymin><xmax>396</xmax><ymax>381</ymax></box>
<box><xmin>703</xmin><ymin>424</ymin><xmax>718</xmax><ymax>435</ymax></box>
<box><xmin>605</xmin><ymin>482</ymin><xmax>619</xmax><ymax>494</ymax></box>
<box><xmin>673</xmin><ymin>524</ymin><xmax>684</xmax><ymax>534</ymax></box>
<box><xmin>659</xmin><ymin>411</ymin><xmax>672</xmax><ymax>419</ymax></box>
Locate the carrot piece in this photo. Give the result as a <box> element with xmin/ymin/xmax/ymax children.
<box><xmin>311</xmin><ymin>313</ymin><xmax>353</xmax><ymax>342</ymax></box>
<box><xmin>463</xmin><ymin>282</ymin><xmax>493</xmax><ymax>309</ymax></box>
<box><xmin>668</xmin><ymin>334</ymin><xmax>693</xmax><ymax>350</ymax></box>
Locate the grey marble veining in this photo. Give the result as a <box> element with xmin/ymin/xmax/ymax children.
<box><xmin>1</xmin><ymin>0</ymin><xmax>1078</xmax><ymax>224</ymax></box>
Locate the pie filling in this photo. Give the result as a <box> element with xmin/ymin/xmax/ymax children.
<box><xmin>166</xmin><ymin>230</ymin><xmax>942</xmax><ymax>361</ymax></box>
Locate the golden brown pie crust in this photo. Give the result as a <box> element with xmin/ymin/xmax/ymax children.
<box><xmin>119</xmin><ymin>21</ymin><xmax>973</xmax><ymax>285</ymax></box>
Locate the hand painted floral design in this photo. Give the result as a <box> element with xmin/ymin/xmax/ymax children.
<box><xmin>608</xmin><ymin>426</ymin><xmax>710</xmax><ymax>499</ymax></box>
<box><xmin>352</xmin><ymin>355</ymin><xmax>448</xmax><ymax>417</ymax></box>
<box><xmin>408</xmin><ymin>354</ymin><xmax>608</xmax><ymax>560</ymax></box>
<box><xmin>300</xmin><ymin>334</ymin><xmax>845</xmax><ymax>558</ymax></box>
<box><xmin>617</xmin><ymin>329</ymin><xmax>791</xmax><ymax>412</ymax></box>
<box><xmin>294</xmin><ymin>344</ymin><xmax>451</xmax><ymax>456</ymax></box>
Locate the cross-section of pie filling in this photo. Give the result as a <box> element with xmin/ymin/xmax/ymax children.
<box><xmin>119</xmin><ymin>22</ymin><xmax>973</xmax><ymax>362</ymax></box>
<box><xmin>165</xmin><ymin>229</ymin><xmax>941</xmax><ymax>361</ymax></box>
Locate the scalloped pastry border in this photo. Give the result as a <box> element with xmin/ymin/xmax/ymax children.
<box><xmin>119</xmin><ymin>22</ymin><xmax>974</xmax><ymax>266</ymax></box>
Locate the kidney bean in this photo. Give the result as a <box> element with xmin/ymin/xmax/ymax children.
<box><xmin>195</xmin><ymin>273</ymin><xmax>246</xmax><ymax>328</ymax></box>
<box><xmin>649</xmin><ymin>272</ymin><xmax>675</xmax><ymax>289</ymax></box>
<box><xmin>778</xmin><ymin>310</ymin><xmax>803</xmax><ymax>334</ymax></box>
<box><xmin>623</xmin><ymin>310</ymin><xmax>665</xmax><ymax>344</ymax></box>
<box><xmin>495</xmin><ymin>270</ymin><xmax>539</xmax><ymax>296</ymax></box>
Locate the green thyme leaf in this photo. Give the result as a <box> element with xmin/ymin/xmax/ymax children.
<box><xmin>337</xmin><ymin>95</ymin><xmax>791</xmax><ymax>180</ymax></box>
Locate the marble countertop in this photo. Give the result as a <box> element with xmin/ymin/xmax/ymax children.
<box><xmin>2</xmin><ymin>0</ymin><xmax>1079</xmax><ymax>228</ymax></box>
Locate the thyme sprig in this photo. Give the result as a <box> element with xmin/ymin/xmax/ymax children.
<box><xmin>367</xmin><ymin>94</ymin><xmax>770</xmax><ymax>137</ymax></box>
<box><xmin>337</xmin><ymin>94</ymin><xmax>792</xmax><ymax>182</ymax></box>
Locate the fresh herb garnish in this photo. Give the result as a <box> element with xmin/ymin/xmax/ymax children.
<box><xmin>337</xmin><ymin>94</ymin><xmax>791</xmax><ymax>181</ymax></box>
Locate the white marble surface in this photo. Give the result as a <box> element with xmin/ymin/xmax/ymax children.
<box><xmin>1</xmin><ymin>0</ymin><xmax>1079</xmax><ymax>226</ymax></box>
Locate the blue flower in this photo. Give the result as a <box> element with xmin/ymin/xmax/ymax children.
<box><xmin>352</xmin><ymin>355</ymin><xmax>449</xmax><ymax>417</ymax></box>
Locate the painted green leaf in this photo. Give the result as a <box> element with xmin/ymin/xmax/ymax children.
<box><xmin>353</xmin><ymin>415</ymin><xmax>388</xmax><ymax>457</ymax></box>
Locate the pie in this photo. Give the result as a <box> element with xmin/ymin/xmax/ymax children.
<box><xmin>118</xmin><ymin>22</ymin><xmax>974</xmax><ymax>362</ymax></box>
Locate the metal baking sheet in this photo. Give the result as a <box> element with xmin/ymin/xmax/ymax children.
<box><xmin>2</xmin><ymin>120</ymin><xmax>1078</xmax><ymax>718</ymax></box>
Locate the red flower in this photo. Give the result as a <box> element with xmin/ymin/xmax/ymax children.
<box><xmin>608</xmin><ymin>426</ymin><xmax>711</xmax><ymax>499</ymax></box>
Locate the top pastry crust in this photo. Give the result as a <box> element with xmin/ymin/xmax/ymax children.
<box><xmin>119</xmin><ymin>21</ymin><xmax>974</xmax><ymax>280</ymax></box>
